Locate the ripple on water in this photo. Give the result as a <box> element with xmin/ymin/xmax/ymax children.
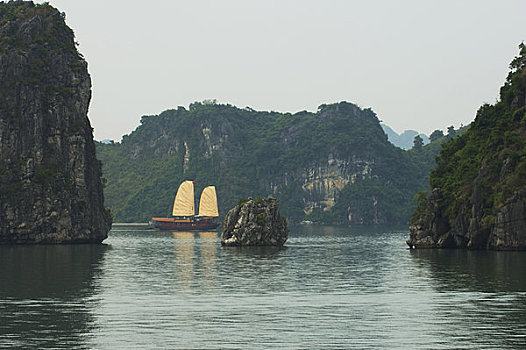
<box><xmin>1</xmin><ymin>226</ymin><xmax>526</xmax><ymax>349</ymax></box>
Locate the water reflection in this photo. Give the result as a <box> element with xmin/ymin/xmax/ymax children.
<box><xmin>409</xmin><ymin>249</ymin><xmax>526</xmax><ymax>349</ymax></box>
<box><xmin>4</xmin><ymin>226</ymin><xmax>525</xmax><ymax>349</ymax></box>
<box><xmin>173</xmin><ymin>231</ymin><xmax>219</xmax><ymax>289</ymax></box>
<box><xmin>0</xmin><ymin>244</ymin><xmax>108</xmax><ymax>349</ymax></box>
<box><xmin>221</xmin><ymin>245</ymin><xmax>287</xmax><ymax>257</ymax></box>
<box><xmin>409</xmin><ymin>249</ymin><xmax>526</xmax><ymax>292</ymax></box>
<box><xmin>173</xmin><ymin>232</ymin><xmax>195</xmax><ymax>288</ymax></box>
<box><xmin>218</xmin><ymin>244</ymin><xmax>290</xmax><ymax>295</ymax></box>
<box><xmin>197</xmin><ymin>231</ymin><xmax>217</xmax><ymax>287</ymax></box>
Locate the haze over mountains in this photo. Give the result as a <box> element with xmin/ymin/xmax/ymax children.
<box><xmin>380</xmin><ymin>124</ymin><xmax>430</xmax><ymax>150</ymax></box>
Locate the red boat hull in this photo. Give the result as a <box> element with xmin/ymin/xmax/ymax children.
<box><xmin>149</xmin><ymin>217</ymin><xmax>219</xmax><ymax>231</ymax></box>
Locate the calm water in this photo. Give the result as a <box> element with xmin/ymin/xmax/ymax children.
<box><xmin>1</xmin><ymin>225</ymin><xmax>526</xmax><ymax>349</ymax></box>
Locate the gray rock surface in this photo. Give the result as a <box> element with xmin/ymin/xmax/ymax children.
<box><xmin>0</xmin><ymin>2</ymin><xmax>111</xmax><ymax>243</ymax></box>
<box><xmin>487</xmin><ymin>189</ymin><xmax>526</xmax><ymax>250</ymax></box>
<box><xmin>221</xmin><ymin>197</ymin><xmax>288</xmax><ymax>246</ymax></box>
<box><xmin>408</xmin><ymin>187</ymin><xmax>526</xmax><ymax>250</ymax></box>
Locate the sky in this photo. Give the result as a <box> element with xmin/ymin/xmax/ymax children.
<box><xmin>41</xmin><ymin>0</ymin><xmax>526</xmax><ymax>141</ymax></box>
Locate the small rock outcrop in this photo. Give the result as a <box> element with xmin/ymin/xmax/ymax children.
<box><xmin>221</xmin><ymin>197</ymin><xmax>288</xmax><ymax>246</ymax></box>
<box><xmin>0</xmin><ymin>2</ymin><xmax>112</xmax><ymax>243</ymax></box>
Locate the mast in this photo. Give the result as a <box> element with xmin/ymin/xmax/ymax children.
<box><xmin>198</xmin><ymin>186</ymin><xmax>219</xmax><ymax>217</ymax></box>
<box><xmin>172</xmin><ymin>180</ymin><xmax>195</xmax><ymax>216</ymax></box>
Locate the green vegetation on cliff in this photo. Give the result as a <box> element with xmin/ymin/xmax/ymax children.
<box><xmin>97</xmin><ymin>101</ymin><xmax>439</xmax><ymax>224</ymax></box>
<box><xmin>409</xmin><ymin>43</ymin><xmax>526</xmax><ymax>249</ymax></box>
<box><xmin>425</xmin><ymin>43</ymin><xmax>526</xmax><ymax>222</ymax></box>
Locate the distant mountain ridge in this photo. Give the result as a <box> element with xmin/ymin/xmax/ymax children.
<box><xmin>381</xmin><ymin>124</ymin><xmax>429</xmax><ymax>150</ymax></box>
<box><xmin>96</xmin><ymin>101</ymin><xmax>440</xmax><ymax>224</ymax></box>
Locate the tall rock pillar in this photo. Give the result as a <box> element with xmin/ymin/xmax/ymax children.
<box><xmin>0</xmin><ymin>2</ymin><xmax>112</xmax><ymax>243</ymax></box>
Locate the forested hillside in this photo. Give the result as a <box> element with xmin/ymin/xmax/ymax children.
<box><xmin>409</xmin><ymin>43</ymin><xmax>526</xmax><ymax>249</ymax></box>
<box><xmin>97</xmin><ymin>101</ymin><xmax>442</xmax><ymax>224</ymax></box>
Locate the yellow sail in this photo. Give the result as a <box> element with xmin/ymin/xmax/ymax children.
<box><xmin>198</xmin><ymin>186</ymin><xmax>219</xmax><ymax>217</ymax></box>
<box><xmin>172</xmin><ymin>180</ymin><xmax>195</xmax><ymax>216</ymax></box>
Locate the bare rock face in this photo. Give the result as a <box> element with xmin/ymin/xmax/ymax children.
<box><xmin>408</xmin><ymin>187</ymin><xmax>526</xmax><ymax>250</ymax></box>
<box><xmin>0</xmin><ymin>2</ymin><xmax>112</xmax><ymax>243</ymax></box>
<box><xmin>221</xmin><ymin>197</ymin><xmax>288</xmax><ymax>246</ymax></box>
<box><xmin>407</xmin><ymin>188</ymin><xmax>452</xmax><ymax>249</ymax></box>
<box><xmin>487</xmin><ymin>189</ymin><xmax>526</xmax><ymax>250</ymax></box>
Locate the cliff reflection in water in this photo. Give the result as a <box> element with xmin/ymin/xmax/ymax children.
<box><xmin>409</xmin><ymin>249</ymin><xmax>526</xmax><ymax>348</ymax></box>
<box><xmin>410</xmin><ymin>249</ymin><xmax>526</xmax><ymax>292</ymax></box>
<box><xmin>0</xmin><ymin>244</ymin><xmax>108</xmax><ymax>349</ymax></box>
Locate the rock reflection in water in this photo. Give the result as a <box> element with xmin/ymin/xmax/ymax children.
<box><xmin>219</xmin><ymin>244</ymin><xmax>289</xmax><ymax>294</ymax></box>
<box><xmin>0</xmin><ymin>244</ymin><xmax>108</xmax><ymax>349</ymax></box>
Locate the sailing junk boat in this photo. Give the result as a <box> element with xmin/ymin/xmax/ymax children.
<box><xmin>149</xmin><ymin>181</ymin><xmax>219</xmax><ymax>230</ymax></box>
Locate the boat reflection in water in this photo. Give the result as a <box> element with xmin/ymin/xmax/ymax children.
<box><xmin>172</xmin><ymin>231</ymin><xmax>218</xmax><ymax>289</ymax></box>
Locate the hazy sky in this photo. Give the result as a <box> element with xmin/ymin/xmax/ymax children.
<box><xmin>42</xmin><ymin>0</ymin><xmax>526</xmax><ymax>141</ymax></box>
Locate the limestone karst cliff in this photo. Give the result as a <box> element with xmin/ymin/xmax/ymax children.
<box><xmin>221</xmin><ymin>197</ymin><xmax>288</xmax><ymax>246</ymax></box>
<box><xmin>408</xmin><ymin>43</ymin><xmax>526</xmax><ymax>250</ymax></box>
<box><xmin>0</xmin><ymin>2</ymin><xmax>111</xmax><ymax>243</ymax></box>
<box><xmin>97</xmin><ymin>101</ymin><xmax>431</xmax><ymax>224</ymax></box>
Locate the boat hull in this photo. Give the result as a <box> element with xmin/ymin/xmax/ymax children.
<box><xmin>149</xmin><ymin>217</ymin><xmax>219</xmax><ymax>231</ymax></box>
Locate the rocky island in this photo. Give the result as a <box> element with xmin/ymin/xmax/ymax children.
<box><xmin>0</xmin><ymin>2</ymin><xmax>112</xmax><ymax>243</ymax></box>
<box><xmin>408</xmin><ymin>43</ymin><xmax>526</xmax><ymax>250</ymax></box>
<box><xmin>221</xmin><ymin>197</ymin><xmax>288</xmax><ymax>246</ymax></box>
